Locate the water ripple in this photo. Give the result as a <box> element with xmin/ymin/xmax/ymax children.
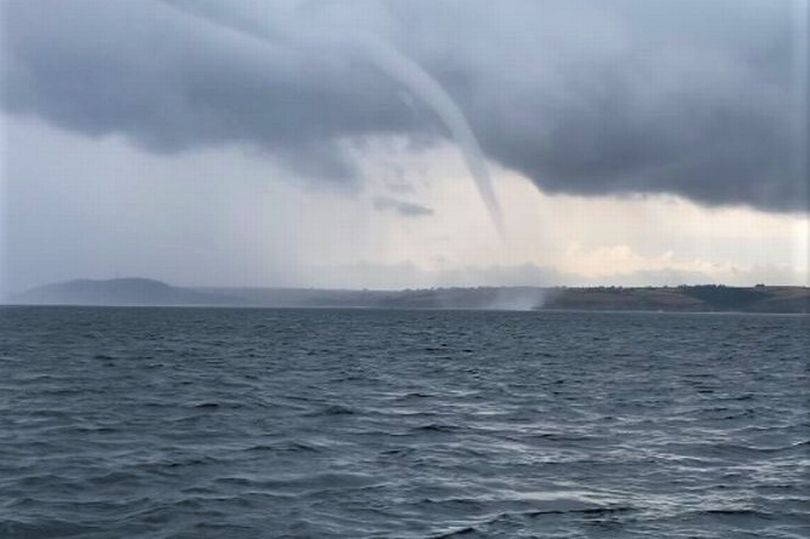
<box><xmin>1</xmin><ymin>306</ymin><xmax>808</xmax><ymax>538</ymax></box>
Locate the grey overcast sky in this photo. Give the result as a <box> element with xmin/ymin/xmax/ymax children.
<box><xmin>1</xmin><ymin>0</ymin><xmax>808</xmax><ymax>294</ymax></box>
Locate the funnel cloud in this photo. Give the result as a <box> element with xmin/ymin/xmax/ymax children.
<box><xmin>159</xmin><ymin>0</ymin><xmax>504</xmax><ymax>234</ymax></box>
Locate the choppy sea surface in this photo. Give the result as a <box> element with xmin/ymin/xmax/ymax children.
<box><xmin>1</xmin><ymin>307</ymin><xmax>808</xmax><ymax>538</ymax></box>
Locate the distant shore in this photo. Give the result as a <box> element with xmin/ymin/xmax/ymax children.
<box><xmin>6</xmin><ymin>278</ymin><xmax>809</xmax><ymax>314</ymax></box>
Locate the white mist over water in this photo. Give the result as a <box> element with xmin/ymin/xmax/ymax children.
<box><xmin>486</xmin><ymin>287</ymin><xmax>548</xmax><ymax>311</ymax></box>
<box><xmin>159</xmin><ymin>0</ymin><xmax>504</xmax><ymax>237</ymax></box>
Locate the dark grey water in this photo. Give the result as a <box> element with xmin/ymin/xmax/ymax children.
<box><xmin>1</xmin><ymin>307</ymin><xmax>808</xmax><ymax>538</ymax></box>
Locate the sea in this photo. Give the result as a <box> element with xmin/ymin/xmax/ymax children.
<box><xmin>1</xmin><ymin>306</ymin><xmax>808</xmax><ymax>538</ymax></box>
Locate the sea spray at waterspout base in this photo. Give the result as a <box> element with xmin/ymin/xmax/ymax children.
<box><xmin>158</xmin><ymin>0</ymin><xmax>505</xmax><ymax>237</ymax></box>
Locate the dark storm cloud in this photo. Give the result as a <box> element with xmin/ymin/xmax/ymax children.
<box><xmin>1</xmin><ymin>0</ymin><xmax>420</xmax><ymax>183</ymax></box>
<box><xmin>3</xmin><ymin>0</ymin><xmax>807</xmax><ymax>212</ymax></box>
<box><xmin>373</xmin><ymin>196</ymin><xmax>434</xmax><ymax>217</ymax></box>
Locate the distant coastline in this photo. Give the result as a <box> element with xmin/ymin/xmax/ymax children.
<box><xmin>6</xmin><ymin>278</ymin><xmax>809</xmax><ymax>314</ymax></box>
